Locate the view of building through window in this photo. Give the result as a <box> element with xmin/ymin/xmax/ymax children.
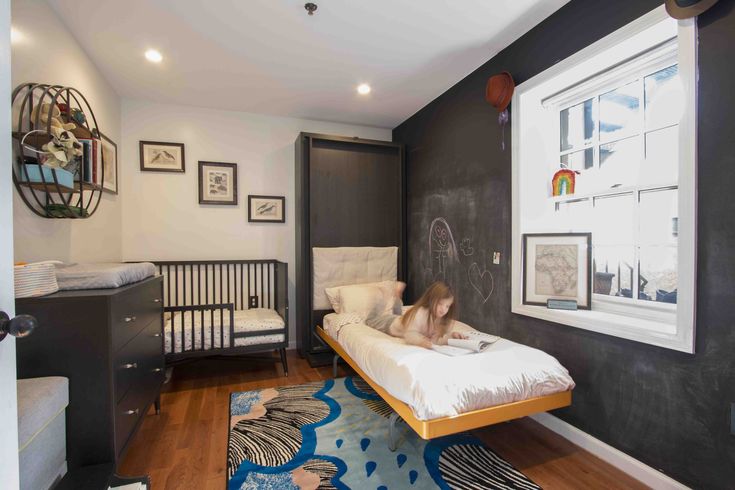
<box><xmin>554</xmin><ymin>60</ymin><xmax>682</xmax><ymax>305</ymax></box>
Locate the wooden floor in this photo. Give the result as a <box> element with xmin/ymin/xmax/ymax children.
<box><xmin>118</xmin><ymin>351</ymin><xmax>647</xmax><ymax>490</ymax></box>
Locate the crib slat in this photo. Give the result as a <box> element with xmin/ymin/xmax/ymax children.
<box><xmin>226</xmin><ymin>263</ymin><xmax>230</xmax><ymax>308</ymax></box>
<box><xmin>267</xmin><ymin>263</ymin><xmax>271</xmax><ymax>309</ymax></box>
<box><xmin>198</xmin><ymin>264</ymin><xmax>202</xmax><ymax>350</ymax></box>
<box><xmin>189</xmin><ymin>265</ymin><xmax>194</xmax><ymax>344</ymax></box>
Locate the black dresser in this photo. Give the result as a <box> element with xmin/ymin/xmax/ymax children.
<box><xmin>16</xmin><ymin>276</ymin><xmax>164</xmax><ymax>471</ymax></box>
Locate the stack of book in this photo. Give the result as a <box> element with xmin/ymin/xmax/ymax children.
<box><xmin>14</xmin><ymin>261</ymin><xmax>59</xmax><ymax>298</ymax></box>
<box><xmin>77</xmin><ymin>138</ymin><xmax>102</xmax><ymax>185</ymax></box>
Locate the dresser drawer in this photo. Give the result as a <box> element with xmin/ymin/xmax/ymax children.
<box><xmin>111</xmin><ymin>278</ymin><xmax>163</xmax><ymax>351</ymax></box>
<box><xmin>114</xmin><ymin>382</ymin><xmax>149</xmax><ymax>457</ymax></box>
<box><xmin>113</xmin><ymin>323</ymin><xmax>164</xmax><ymax>456</ymax></box>
<box><xmin>114</xmin><ymin>319</ymin><xmax>164</xmax><ymax>403</ymax></box>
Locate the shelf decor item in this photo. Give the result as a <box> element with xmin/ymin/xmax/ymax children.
<box><xmin>139</xmin><ymin>140</ymin><xmax>185</xmax><ymax>172</ymax></box>
<box><xmin>248</xmin><ymin>195</ymin><xmax>285</xmax><ymax>223</ymax></box>
<box><xmin>522</xmin><ymin>232</ymin><xmax>592</xmax><ymax>309</ymax></box>
<box><xmin>100</xmin><ymin>133</ymin><xmax>118</xmax><ymax>194</ymax></box>
<box><xmin>198</xmin><ymin>161</ymin><xmax>238</xmax><ymax>205</ymax></box>
<box><xmin>11</xmin><ymin>83</ymin><xmax>106</xmax><ymax>219</ymax></box>
<box><xmin>551</xmin><ymin>168</ymin><xmax>577</xmax><ymax>196</ymax></box>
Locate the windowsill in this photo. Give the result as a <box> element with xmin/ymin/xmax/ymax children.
<box><xmin>511</xmin><ymin>303</ymin><xmax>687</xmax><ymax>351</ymax></box>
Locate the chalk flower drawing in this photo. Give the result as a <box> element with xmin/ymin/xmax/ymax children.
<box><xmin>460</xmin><ymin>238</ymin><xmax>475</xmax><ymax>256</ymax></box>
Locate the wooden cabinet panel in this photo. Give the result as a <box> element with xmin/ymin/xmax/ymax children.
<box><xmin>295</xmin><ymin>133</ymin><xmax>405</xmax><ymax>366</ymax></box>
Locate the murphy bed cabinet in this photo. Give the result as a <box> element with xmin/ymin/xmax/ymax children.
<box><xmin>295</xmin><ymin>132</ymin><xmax>405</xmax><ymax>366</ymax></box>
<box><xmin>15</xmin><ymin>276</ymin><xmax>165</xmax><ymax>472</ymax></box>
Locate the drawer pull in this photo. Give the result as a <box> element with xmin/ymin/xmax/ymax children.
<box><xmin>152</xmin><ymin>368</ymin><xmax>163</xmax><ymax>373</ymax></box>
<box><xmin>124</xmin><ymin>316</ymin><xmax>137</xmax><ymax>323</ymax></box>
<box><xmin>123</xmin><ymin>408</ymin><xmax>140</xmax><ymax>416</ymax></box>
<box><xmin>121</xmin><ymin>363</ymin><xmax>138</xmax><ymax>369</ymax></box>
<box><xmin>153</xmin><ymin>298</ymin><xmax>161</xmax><ymax>303</ymax></box>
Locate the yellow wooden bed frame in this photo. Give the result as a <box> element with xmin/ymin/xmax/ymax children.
<box><xmin>317</xmin><ymin>326</ymin><xmax>572</xmax><ymax>440</ymax></box>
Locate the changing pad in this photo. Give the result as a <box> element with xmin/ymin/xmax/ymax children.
<box><xmin>55</xmin><ymin>262</ymin><xmax>157</xmax><ymax>290</ymax></box>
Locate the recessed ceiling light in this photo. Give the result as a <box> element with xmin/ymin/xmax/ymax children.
<box><xmin>357</xmin><ymin>83</ymin><xmax>371</xmax><ymax>95</ymax></box>
<box><xmin>145</xmin><ymin>49</ymin><xmax>163</xmax><ymax>63</ymax></box>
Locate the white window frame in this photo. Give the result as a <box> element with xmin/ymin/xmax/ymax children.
<box><xmin>511</xmin><ymin>5</ymin><xmax>697</xmax><ymax>353</ymax></box>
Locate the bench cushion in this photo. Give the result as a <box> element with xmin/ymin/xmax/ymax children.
<box><xmin>17</xmin><ymin>377</ymin><xmax>69</xmax><ymax>450</ymax></box>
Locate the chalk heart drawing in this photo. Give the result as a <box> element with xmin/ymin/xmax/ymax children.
<box><xmin>468</xmin><ymin>263</ymin><xmax>494</xmax><ymax>303</ymax></box>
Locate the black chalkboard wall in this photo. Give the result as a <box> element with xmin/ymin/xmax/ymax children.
<box><xmin>393</xmin><ymin>0</ymin><xmax>735</xmax><ymax>487</ymax></box>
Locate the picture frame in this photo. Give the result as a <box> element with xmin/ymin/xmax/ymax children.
<box><xmin>522</xmin><ymin>232</ymin><xmax>592</xmax><ymax>309</ymax></box>
<box><xmin>139</xmin><ymin>140</ymin><xmax>185</xmax><ymax>172</ymax></box>
<box><xmin>99</xmin><ymin>133</ymin><xmax>118</xmax><ymax>194</ymax></box>
<box><xmin>198</xmin><ymin>161</ymin><xmax>238</xmax><ymax>205</ymax></box>
<box><xmin>248</xmin><ymin>195</ymin><xmax>285</xmax><ymax>223</ymax></box>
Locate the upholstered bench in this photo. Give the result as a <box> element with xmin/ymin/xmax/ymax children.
<box><xmin>17</xmin><ymin>377</ymin><xmax>69</xmax><ymax>490</ymax></box>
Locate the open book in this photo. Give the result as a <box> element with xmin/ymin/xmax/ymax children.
<box><xmin>431</xmin><ymin>331</ymin><xmax>501</xmax><ymax>356</ymax></box>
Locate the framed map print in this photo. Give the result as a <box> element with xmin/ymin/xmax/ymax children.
<box><xmin>522</xmin><ymin>233</ymin><xmax>592</xmax><ymax>309</ymax></box>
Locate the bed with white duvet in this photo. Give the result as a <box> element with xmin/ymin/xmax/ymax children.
<box><xmin>323</xmin><ymin>312</ymin><xmax>575</xmax><ymax>421</ymax></box>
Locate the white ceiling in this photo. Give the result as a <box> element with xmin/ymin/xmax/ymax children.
<box><xmin>47</xmin><ymin>0</ymin><xmax>569</xmax><ymax>129</ymax></box>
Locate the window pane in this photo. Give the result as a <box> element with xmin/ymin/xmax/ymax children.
<box><xmin>642</xmin><ymin>126</ymin><xmax>678</xmax><ymax>185</ymax></box>
<box><xmin>640</xmin><ymin>188</ymin><xmax>678</xmax><ymax>246</ymax></box>
<box><xmin>560</xmin><ymin>98</ymin><xmax>594</xmax><ymax>152</ymax></box>
<box><xmin>600</xmin><ymin>81</ymin><xmax>640</xmax><ymax>142</ymax></box>
<box><xmin>561</xmin><ymin>148</ymin><xmax>594</xmax><ymax>171</ymax></box>
<box><xmin>645</xmin><ymin>65</ymin><xmax>682</xmax><ymax>130</ymax></box>
<box><xmin>639</xmin><ymin>246</ymin><xmax>677</xmax><ymax>303</ymax></box>
<box><xmin>593</xmin><ymin>193</ymin><xmax>634</xmax><ymax>245</ymax></box>
<box><xmin>593</xmin><ymin>245</ymin><xmax>634</xmax><ymax>297</ymax></box>
<box><xmin>555</xmin><ymin>198</ymin><xmax>592</xmax><ymax>230</ymax></box>
<box><xmin>599</xmin><ymin>136</ymin><xmax>641</xmax><ymax>188</ymax></box>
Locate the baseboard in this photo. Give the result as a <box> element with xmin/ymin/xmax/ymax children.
<box><xmin>530</xmin><ymin>413</ymin><xmax>689</xmax><ymax>490</ymax></box>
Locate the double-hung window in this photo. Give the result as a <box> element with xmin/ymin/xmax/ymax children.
<box><xmin>511</xmin><ymin>6</ymin><xmax>697</xmax><ymax>352</ymax></box>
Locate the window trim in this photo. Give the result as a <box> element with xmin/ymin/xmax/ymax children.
<box><xmin>511</xmin><ymin>5</ymin><xmax>697</xmax><ymax>353</ymax></box>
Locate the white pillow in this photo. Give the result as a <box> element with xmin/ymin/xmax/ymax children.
<box><xmin>324</xmin><ymin>280</ymin><xmax>395</xmax><ymax>317</ymax></box>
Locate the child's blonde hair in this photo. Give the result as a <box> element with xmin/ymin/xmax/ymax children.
<box><xmin>402</xmin><ymin>281</ymin><xmax>456</xmax><ymax>336</ymax></box>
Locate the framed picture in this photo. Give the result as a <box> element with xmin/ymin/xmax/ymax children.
<box><xmin>139</xmin><ymin>141</ymin><xmax>185</xmax><ymax>172</ymax></box>
<box><xmin>522</xmin><ymin>232</ymin><xmax>592</xmax><ymax>309</ymax></box>
<box><xmin>198</xmin><ymin>161</ymin><xmax>238</xmax><ymax>205</ymax></box>
<box><xmin>248</xmin><ymin>195</ymin><xmax>285</xmax><ymax>223</ymax></box>
<box><xmin>99</xmin><ymin>133</ymin><xmax>118</xmax><ymax>194</ymax></box>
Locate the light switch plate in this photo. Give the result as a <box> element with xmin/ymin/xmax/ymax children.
<box><xmin>492</xmin><ymin>252</ymin><xmax>501</xmax><ymax>265</ymax></box>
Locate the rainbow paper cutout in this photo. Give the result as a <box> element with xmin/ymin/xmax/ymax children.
<box><xmin>552</xmin><ymin>169</ymin><xmax>576</xmax><ymax>196</ymax></box>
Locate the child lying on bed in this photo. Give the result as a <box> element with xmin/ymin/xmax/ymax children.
<box><xmin>365</xmin><ymin>281</ymin><xmax>467</xmax><ymax>348</ymax></box>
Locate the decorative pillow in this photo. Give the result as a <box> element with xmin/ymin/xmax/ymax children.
<box><xmin>324</xmin><ymin>280</ymin><xmax>396</xmax><ymax>317</ymax></box>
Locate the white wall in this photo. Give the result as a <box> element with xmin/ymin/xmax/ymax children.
<box><xmin>11</xmin><ymin>0</ymin><xmax>121</xmax><ymax>263</ymax></box>
<box><xmin>121</xmin><ymin>99</ymin><xmax>390</xmax><ymax>344</ymax></box>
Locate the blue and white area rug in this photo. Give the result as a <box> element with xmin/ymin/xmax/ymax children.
<box><xmin>227</xmin><ymin>376</ymin><xmax>540</xmax><ymax>489</ymax></box>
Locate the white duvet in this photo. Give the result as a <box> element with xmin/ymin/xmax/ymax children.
<box><xmin>324</xmin><ymin>313</ymin><xmax>575</xmax><ymax>421</ymax></box>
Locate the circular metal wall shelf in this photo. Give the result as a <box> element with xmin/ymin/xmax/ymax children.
<box><xmin>11</xmin><ymin>83</ymin><xmax>105</xmax><ymax>219</ymax></box>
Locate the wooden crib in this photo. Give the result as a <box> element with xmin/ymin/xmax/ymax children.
<box><xmin>152</xmin><ymin>259</ymin><xmax>289</xmax><ymax>374</ymax></box>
